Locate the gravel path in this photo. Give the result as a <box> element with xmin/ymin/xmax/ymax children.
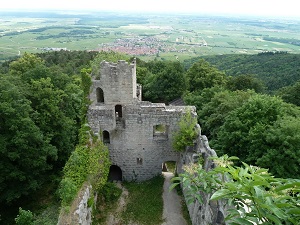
<box><xmin>162</xmin><ymin>172</ymin><xmax>188</xmax><ymax>225</ymax></box>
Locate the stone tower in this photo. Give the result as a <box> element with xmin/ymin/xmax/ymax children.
<box><xmin>88</xmin><ymin>59</ymin><xmax>195</xmax><ymax>181</ymax></box>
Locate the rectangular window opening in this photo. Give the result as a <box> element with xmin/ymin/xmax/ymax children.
<box><xmin>153</xmin><ymin>124</ymin><xmax>169</xmax><ymax>139</ymax></box>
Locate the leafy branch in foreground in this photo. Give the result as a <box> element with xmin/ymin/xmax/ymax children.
<box><xmin>171</xmin><ymin>155</ymin><xmax>300</xmax><ymax>225</ymax></box>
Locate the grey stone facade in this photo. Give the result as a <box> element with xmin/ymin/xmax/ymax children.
<box><xmin>88</xmin><ymin>59</ymin><xmax>195</xmax><ymax>181</ymax></box>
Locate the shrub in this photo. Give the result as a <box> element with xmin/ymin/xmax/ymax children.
<box><xmin>172</xmin><ymin>110</ymin><xmax>198</xmax><ymax>152</ymax></box>
<box><xmin>15</xmin><ymin>208</ymin><xmax>34</xmax><ymax>225</ymax></box>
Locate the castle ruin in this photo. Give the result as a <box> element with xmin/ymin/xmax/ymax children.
<box><xmin>87</xmin><ymin>59</ymin><xmax>196</xmax><ymax>181</ymax></box>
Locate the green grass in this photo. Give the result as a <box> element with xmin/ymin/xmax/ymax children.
<box><xmin>121</xmin><ymin>175</ymin><xmax>164</xmax><ymax>225</ymax></box>
<box><xmin>92</xmin><ymin>182</ymin><xmax>122</xmax><ymax>225</ymax></box>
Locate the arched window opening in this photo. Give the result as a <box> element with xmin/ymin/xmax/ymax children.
<box><xmin>96</xmin><ymin>87</ymin><xmax>104</xmax><ymax>103</ymax></box>
<box><xmin>108</xmin><ymin>165</ymin><xmax>122</xmax><ymax>181</ymax></box>
<box><xmin>115</xmin><ymin>104</ymin><xmax>123</xmax><ymax>118</ymax></box>
<box><xmin>103</xmin><ymin>130</ymin><xmax>110</xmax><ymax>144</ymax></box>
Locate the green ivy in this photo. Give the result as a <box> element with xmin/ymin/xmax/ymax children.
<box><xmin>59</xmin><ymin>67</ymin><xmax>111</xmax><ymax>208</ymax></box>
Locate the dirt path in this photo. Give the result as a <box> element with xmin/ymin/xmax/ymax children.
<box><xmin>162</xmin><ymin>172</ymin><xmax>188</xmax><ymax>225</ymax></box>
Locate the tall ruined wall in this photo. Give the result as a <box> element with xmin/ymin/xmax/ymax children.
<box><xmin>90</xmin><ymin>60</ymin><xmax>137</xmax><ymax>105</ymax></box>
<box><xmin>178</xmin><ymin>125</ymin><xmax>228</xmax><ymax>225</ymax></box>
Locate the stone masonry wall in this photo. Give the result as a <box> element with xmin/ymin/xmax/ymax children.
<box><xmin>90</xmin><ymin>60</ymin><xmax>137</xmax><ymax>105</ymax></box>
<box><xmin>177</xmin><ymin>125</ymin><xmax>228</xmax><ymax>225</ymax></box>
<box><xmin>88</xmin><ymin>59</ymin><xmax>196</xmax><ymax>181</ymax></box>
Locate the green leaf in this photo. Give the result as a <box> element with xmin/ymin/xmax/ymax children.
<box><xmin>231</xmin><ymin>217</ymin><xmax>254</xmax><ymax>225</ymax></box>
<box><xmin>287</xmin><ymin>208</ymin><xmax>300</xmax><ymax>215</ymax></box>
<box><xmin>169</xmin><ymin>182</ymin><xmax>179</xmax><ymax>191</ymax></box>
<box><xmin>210</xmin><ymin>189</ymin><xmax>230</xmax><ymax>200</ymax></box>
<box><xmin>275</xmin><ymin>182</ymin><xmax>300</xmax><ymax>192</ymax></box>
<box><xmin>265</xmin><ymin>213</ymin><xmax>282</xmax><ymax>225</ymax></box>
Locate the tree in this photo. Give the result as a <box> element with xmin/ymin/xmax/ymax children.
<box><xmin>15</xmin><ymin>208</ymin><xmax>34</xmax><ymax>225</ymax></box>
<box><xmin>0</xmin><ymin>75</ymin><xmax>57</xmax><ymax>202</ymax></box>
<box><xmin>9</xmin><ymin>53</ymin><xmax>44</xmax><ymax>76</ymax></box>
<box><xmin>185</xmin><ymin>59</ymin><xmax>227</xmax><ymax>92</ymax></box>
<box><xmin>227</xmin><ymin>74</ymin><xmax>265</xmax><ymax>93</ymax></box>
<box><xmin>143</xmin><ymin>61</ymin><xmax>187</xmax><ymax>103</ymax></box>
<box><xmin>277</xmin><ymin>81</ymin><xmax>300</xmax><ymax>106</ymax></box>
<box><xmin>172</xmin><ymin>110</ymin><xmax>198</xmax><ymax>152</ymax></box>
<box><xmin>257</xmin><ymin>116</ymin><xmax>300</xmax><ymax>178</ymax></box>
<box><xmin>213</xmin><ymin>94</ymin><xmax>300</xmax><ymax>177</ymax></box>
<box><xmin>198</xmin><ymin>89</ymin><xmax>254</xmax><ymax>138</ymax></box>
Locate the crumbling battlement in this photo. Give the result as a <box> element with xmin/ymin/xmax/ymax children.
<box><xmin>90</xmin><ymin>60</ymin><xmax>139</xmax><ymax>105</ymax></box>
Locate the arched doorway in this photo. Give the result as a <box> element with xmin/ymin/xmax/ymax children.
<box><xmin>108</xmin><ymin>165</ymin><xmax>122</xmax><ymax>181</ymax></box>
<box><xmin>96</xmin><ymin>87</ymin><xmax>104</xmax><ymax>103</ymax></box>
<box><xmin>103</xmin><ymin>130</ymin><xmax>110</xmax><ymax>144</ymax></box>
<box><xmin>162</xmin><ymin>161</ymin><xmax>177</xmax><ymax>174</ymax></box>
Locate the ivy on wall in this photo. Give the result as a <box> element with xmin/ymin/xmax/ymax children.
<box><xmin>59</xmin><ymin>68</ymin><xmax>111</xmax><ymax>208</ymax></box>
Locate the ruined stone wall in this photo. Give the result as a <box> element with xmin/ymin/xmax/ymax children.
<box><xmin>90</xmin><ymin>60</ymin><xmax>137</xmax><ymax>105</ymax></box>
<box><xmin>178</xmin><ymin>126</ymin><xmax>228</xmax><ymax>225</ymax></box>
<box><xmin>57</xmin><ymin>184</ymin><xmax>92</xmax><ymax>225</ymax></box>
<box><xmin>107</xmin><ymin>103</ymin><xmax>196</xmax><ymax>181</ymax></box>
<box><xmin>88</xmin><ymin>59</ymin><xmax>196</xmax><ymax>181</ymax></box>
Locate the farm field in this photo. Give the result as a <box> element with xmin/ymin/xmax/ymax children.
<box><xmin>1</xmin><ymin>10</ymin><xmax>300</xmax><ymax>61</ymax></box>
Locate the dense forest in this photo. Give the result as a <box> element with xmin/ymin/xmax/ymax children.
<box><xmin>183</xmin><ymin>51</ymin><xmax>300</xmax><ymax>92</ymax></box>
<box><xmin>0</xmin><ymin>51</ymin><xmax>299</xmax><ymax>224</ymax></box>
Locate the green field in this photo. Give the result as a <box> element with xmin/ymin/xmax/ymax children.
<box><xmin>1</xmin><ymin>11</ymin><xmax>300</xmax><ymax>61</ymax></box>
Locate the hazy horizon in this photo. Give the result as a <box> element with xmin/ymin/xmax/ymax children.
<box><xmin>1</xmin><ymin>0</ymin><xmax>300</xmax><ymax>19</ymax></box>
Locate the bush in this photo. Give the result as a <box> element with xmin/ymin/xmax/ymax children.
<box><xmin>100</xmin><ymin>182</ymin><xmax>122</xmax><ymax>203</ymax></box>
<box><xmin>15</xmin><ymin>208</ymin><xmax>34</xmax><ymax>225</ymax></box>
<box><xmin>172</xmin><ymin>110</ymin><xmax>198</xmax><ymax>152</ymax></box>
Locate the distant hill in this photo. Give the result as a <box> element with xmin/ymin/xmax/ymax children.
<box><xmin>184</xmin><ymin>52</ymin><xmax>300</xmax><ymax>91</ymax></box>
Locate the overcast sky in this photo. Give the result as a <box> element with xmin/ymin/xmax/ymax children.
<box><xmin>1</xmin><ymin>0</ymin><xmax>300</xmax><ymax>18</ymax></box>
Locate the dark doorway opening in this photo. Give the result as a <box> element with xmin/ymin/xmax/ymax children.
<box><xmin>103</xmin><ymin>130</ymin><xmax>110</xmax><ymax>144</ymax></box>
<box><xmin>96</xmin><ymin>88</ymin><xmax>104</xmax><ymax>103</ymax></box>
<box><xmin>115</xmin><ymin>104</ymin><xmax>123</xmax><ymax>118</ymax></box>
<box><xmin>108</xmin><ymin>165</ymin><xmax>122</xmax><ymax>181</ymax></box>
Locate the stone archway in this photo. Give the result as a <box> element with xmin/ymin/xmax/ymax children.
<box><xmin>162</xmin><ymin>161</ymin><xmax>177</xmax><ymax>174</ymax></box>
<box><xmin>96</xmin><ymin>87</ymin><xmax>104</xmax><ymax>103</ymax></box>
<box><xmin>108</xmin><ymin>165</ymin><xmax>122</xmax><ymax>181</ymax></box>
